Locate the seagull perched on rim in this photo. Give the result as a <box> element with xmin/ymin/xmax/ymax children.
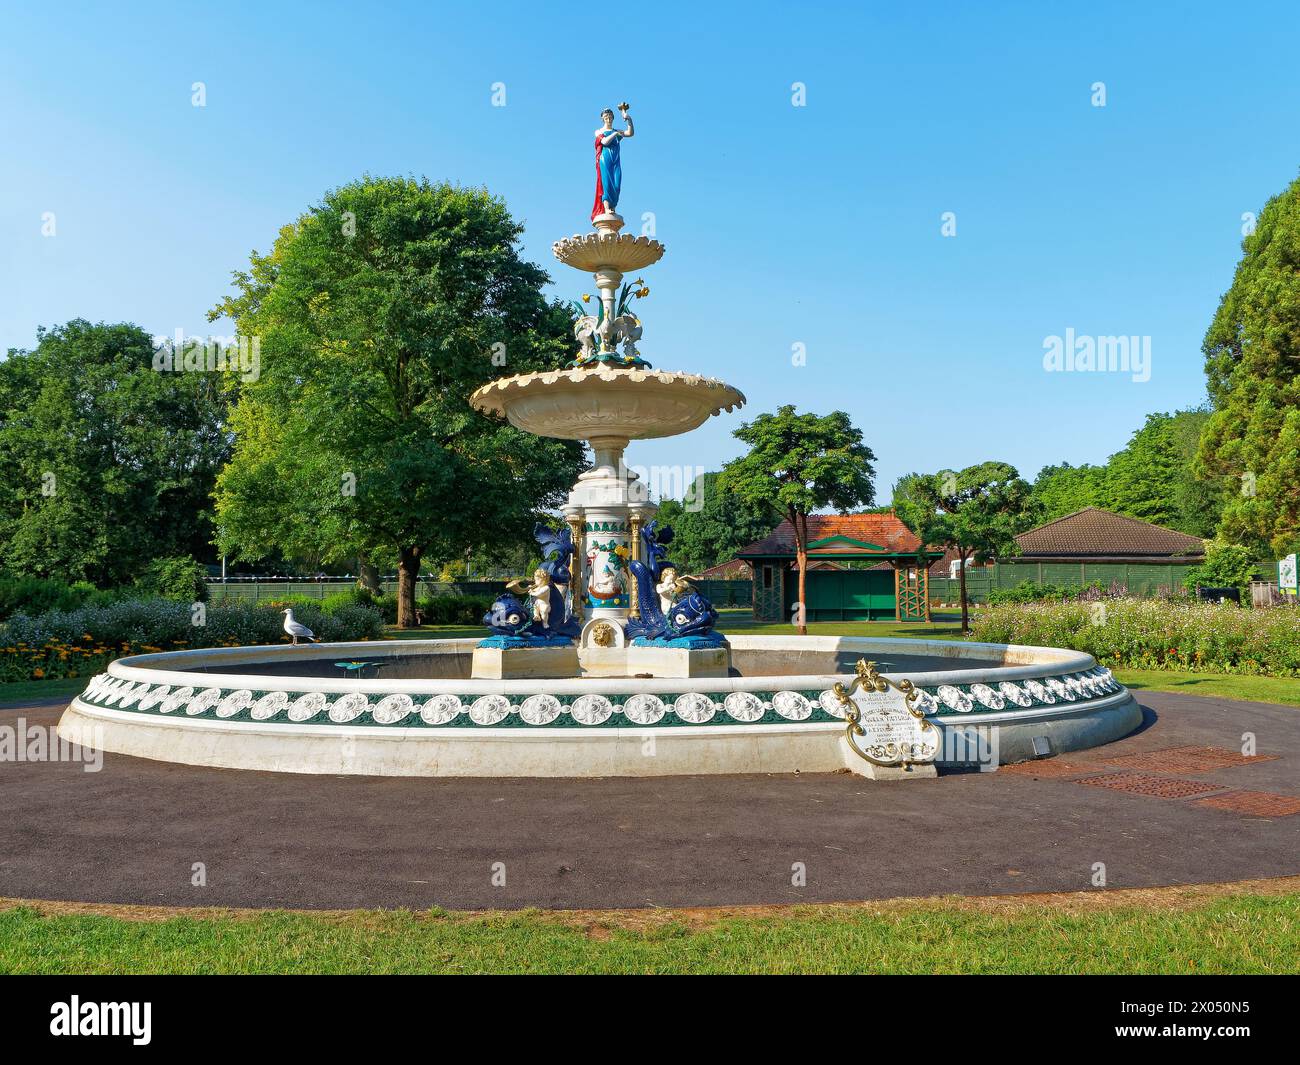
<box><xmin>281</xmin><ymin>608</ymin><xmax>320</xmax><ymax>645</ymax></box>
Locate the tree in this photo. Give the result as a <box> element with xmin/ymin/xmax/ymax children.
<box><xmin>893</xmin><ymin>462</ymin><xmax>1036</xmax><ymax>633</ymax></box>
<box><xmin>0</xmin><ymin>320</ymin><xmax>228</xmax><ymax>586</ymax></box>
<box><xmin>1197</xmin><ymin>173</ymin><xmax>1300</xmax><ymax>556</ymax></box>
<box><xmin>717</xmin><ymin>406</ymin><xmax>875</xmax><ymax>635</ymax></box>
<box><xmin>1031</xmin><ymin>409</ymin><xmax>1223</xmax><ymax>536</ymax></box>
<box><xmin>1182</xmin><ymin>541</ymin><xmax>1258</xmax><ymax>593</ymax></box>
<box><xmin>1030</xmin><ymin>462</ymin><xmax>1109</xmax><ymax>522</ymax></box>
<box><xmin>211</xmin><ymin>177</ymin><xmax>587</xmax><ymax>626</ymax></box>
<box><xmin>652</xmin><ymin>472</ymin><xmax>776</xmax><ymax>574</ymax></box>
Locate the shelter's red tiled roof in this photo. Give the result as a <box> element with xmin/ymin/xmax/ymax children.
<box><xmin>1014</xmin><ymin>508</ymin><xmax>1204</xmax><ymax>559</ymax></box>
<box><xmin>736</xmin><ymin>513</ymin><xmax>934</xmax><ymax>559</ymax></box>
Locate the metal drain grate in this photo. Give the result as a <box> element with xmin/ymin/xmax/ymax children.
<box><xmin>999</xmin><ymin>759</ymin><xmax>1096</xmax><ymax>779</ymax></box>
<box><xmin>1102</xmin><ymin>745</ymin><xmax>1276</xmax><ymax>773</ymax></box>
<box><xmin>1194</xmin><ymin>791</ymin><xmax>1300</xmax><ymax>817</ymax></box>
<box><xmin>1075</xmin><ymin>772</ymin><xmax>1228</xmax><ymax>799</ymax></box>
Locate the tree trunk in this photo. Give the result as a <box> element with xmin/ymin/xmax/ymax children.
<box><xmin>958</xmin><ymin>548</ymin><xmax>970</xmax><ymax>634</ymax></box>
<box><xmin>793</xmin><ymin>510</ymin><xmax>809</xmax><ymax>637</ymax></box>
<box><xmin>397</xmin><ymin>546</ymin><xmax>422</xmax><ymax>628</ymax></box>
<box><xmin>356</xmin><ymin>557</ymin><xmax>381</xmax><ymax>595</ymax></box>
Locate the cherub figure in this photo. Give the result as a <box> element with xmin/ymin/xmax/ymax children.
<box><xmin>654</xmin><ymin>565</ymin><xmax>696</xmax><ymax>616</ymax></box>
<box><xmin>510</xmin><ymin>567</ymin><xmax>554</xmax><ymax>629</ymax></box>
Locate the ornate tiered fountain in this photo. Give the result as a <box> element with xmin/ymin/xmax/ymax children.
<box><xmin>468</xmin><ymin>115</ymin><xmax>743</xmax><ymax>682</ymax></box>
<box><xmin>56</xmin><ymin>105</ymin><xmax>1142</xmax><ymax>778</ymax></box>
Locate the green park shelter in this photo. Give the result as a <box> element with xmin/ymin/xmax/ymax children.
<box><xmin>927</xmin><ymin>507</ymin><xmax>1208</xmax><ymax>602</ymax></box>
<box><xmin>736</xmin><ymin>513</ymin><xmax>944</xmax><ymax>622</ymax></box>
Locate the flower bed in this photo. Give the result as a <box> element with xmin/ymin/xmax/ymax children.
<box><xmin>0</xmin><ymin>599</ymin><xmax>384</xmax><ymax>683</ymax></box>
<box><xmin>970</xmin><ymin>598</ymin><xmax>1300</xmax><ymax>677</ymax></box>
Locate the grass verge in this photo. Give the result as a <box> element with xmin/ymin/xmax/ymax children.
<box><xmin>1</xmin><ymin>883</ymin><xmax>1296</xmax><ymax>974</ymax></box>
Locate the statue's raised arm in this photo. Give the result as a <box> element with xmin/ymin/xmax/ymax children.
<box><xmin>592</xmin><ymin>103</ymin><xmax>634</xmax><ymax>222</ymax></box>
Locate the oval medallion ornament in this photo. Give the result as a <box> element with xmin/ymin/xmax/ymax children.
<box><xmin>116</xmin><ymin>682</ymin><xmax>148</xmax><ymax>709</ymax></box>
<box><xmin>159</xmin><ymin>686</ymin><xmax>195</xmax><ymax>714</ymax></box>
<box><xmin>216</xmin><ymin>689</ymin><xmax>254</xmax><ymax>719</ymax></box>
<box><xmin>970</xmin><ymin>683</ymin><xmax>1006</xmax><ymax>711</ymax></box>
<box><xmin>820</xmin><ymin>690</ymin><xmax>849</xmax><ymax>719</ymax></box>
<box><xmin>911</xmin><ymin>689</ymin><xmax>940</xmax><ymax>715</ymax></box>
<box><xmin>772</xmin><ymin>691</ymin><xmax>812</xmax><ymax>721</ymax></box>
<box><xmin>288</xmin><ymin>692</ymin><xmax>327</xmax><ymax>722</ymax></box>
<box><xmin>570</xmin><ymin>694</ymin><xmax>614</xmax><ymax>725</ymax></box>
<box><xmin>725</xmin><ymin>691</ymin><xmax>766</xmax><ymax>722</ymax></box>
<box><xmin>673</xmin><ymin>693</ymin><xmax>716</xmax><ymax>723</ymax></box>
<box><xmin>998</xmin><ymin>681</ymin><xmax>1032</xmax><ymax>707</ymax></box>
<box><xmin>621</xmin><ymin>693</ymin><xmax>666</xmax><ymax>725</ymax></box>
<box><xmin>251</xmin><ymin>691</ymin><xmax>290</xmax><ymax>721</ymax></box>
<box><xmin>137</xmin><ymin>685</ymin><xmax>170</xmax><ymax>711</ymax></box>
<box><xmin>1045</xmin><ymin>677</ymin><xmax>1073</xmax><ymax>701</ymax></box>
<box><xmin>1023</xmin><ymin>679</ymin><xmax>1054</xmax><ymax>704</ymax></box>
<box><xmin>519</xmin><ymin>694</ymin><xmax>563</xmax><ymax>726</ymax></box>
<box><xmin>186</xmin><ymin>688</ymin><xmax>222</xmax><ymax>716</ymax></box>
<box><xmin>419</xmin><ymin>694</ymin><xmax>462</xmax><ymax>725</ymax></box>
<box><xmin>328</xmin><ymin>693</ymin><xmax>369</xmax><ymax>723</ymax></box>
<box><xmin>469</xmin><ymin>694</ymin><xmax>512</xmax><ymax>726</ymax></box>
<box><xmin>936</xmin><ymin>684</ymin><xmax>973</xmax><ymax>713</ymax></box>
<box><xmin>371</xmin><ymin>694</ymin><xmax>414</xmax><ymax>724</ymax></box>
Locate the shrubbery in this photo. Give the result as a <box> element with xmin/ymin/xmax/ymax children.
<box><xmin>0</xmin><ymin>598</ymin><xmax>384</xmax><ymax>683</ymax></box>
<box><xmin>970</xmin><ymin>598</ymin><xmax>1300</xmax><ymax>676</ymax></box>
<box><xmin>0</xmin><ymin>575</ymin><xmax>118</xmax><ymax>619</ymax></box>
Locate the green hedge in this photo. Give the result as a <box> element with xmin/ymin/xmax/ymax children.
<box><xmin>970</xmin><ymin>598</ymin><xmax>1300</xmax><ymax>677</ymax></box>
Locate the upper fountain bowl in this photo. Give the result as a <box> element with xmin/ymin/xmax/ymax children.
<box><xmin>470</xmin><ymin>366</ymin><xmax>746</xmax><ymax>441</ymax></box>
<box><xmin>553</xmin><ymin>232</ymin><xmax>665</xmax><ymax>273</ymax></box>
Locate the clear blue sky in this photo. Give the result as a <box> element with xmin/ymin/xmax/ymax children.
<box><xmin>3</xmin><ymin>1</ymin><xmax>1298</xmax><ymax>501</ymax></box>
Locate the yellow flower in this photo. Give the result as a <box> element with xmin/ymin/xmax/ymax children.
<box><xmin>636</xmin><ymin>287</ymin><xmax>649</xmax><ymax>298</ymax></box>
<box><xmin>581</xmin><ymin>293</ymin><xmax>591</xmax><ymax>303</ymax></box>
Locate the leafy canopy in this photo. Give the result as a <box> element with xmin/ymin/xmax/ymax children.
<box><xmin>717</xmin><ymin>406</ymin><xmax>876</xmax><ymax>524</ymax></box>
<box><xmin>1196</xmin><ymin>172</ymin><xmax>1300</xmax><ymax>556</ymax></box>
<box><xmin>210</xmin><ymin>176</ymin><xmax>586</xmax><ymax>587</ymax></box>
<box><xmin>0</xmin><ymin>320</ymin><xmax>228</xmax><ymax>585</ymax></box>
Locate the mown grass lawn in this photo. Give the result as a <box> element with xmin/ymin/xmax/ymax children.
<box><xmin>2</xmin><ymin>890</ymin><xmax>1296</xmax><ymax>974</ymax></box>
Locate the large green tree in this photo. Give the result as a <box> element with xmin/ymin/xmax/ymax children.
<box><xmin>717</xmin><ymin>406</ymin><xmax>875</xmax><ymax>635</ymax></box>
<box><xmin>894</xmin><ymin>462</ymin><xmax>1036</xmax><ymax>633</ymax></box>
<box><xmin>1030</xmin><ymin>409</ymin><xmax>1222</xmax><ymax>537</ymax></box>
<box><xmin>0</xmin><ymin>320</ymin><xmax>228</xmax><ymax>585</ymax></box>
<box><xmin>653</xmin><ymin>471</ymin><xmax>776</xmax><ymax>574</ymax></box>
<box><xmin>211</xmin><ymin>176</ymin><xmax>586</xmax><ymax>626</ymax></box>
<box><xmin>1197</xmin><ymin>173</ymin><xmax>1300</xmax><ymax>555</ymax></box>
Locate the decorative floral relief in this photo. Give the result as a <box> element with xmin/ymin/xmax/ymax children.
<box><xmin>819</xmin><ymin>690</ymin><xmax>849</xmax><ymax>719</ymax></box>
<box><xmin>328</xmin><ymin>693</ymin><xmax>368</xmax><ymax>723</ymax></box>
<box><xmin>216</xmin><ymin>689</ymin><xmax>254</xmax><ymax>719</ymax></box>
<box><xmin>970</xmin><ymin>683</ymin><xmax>1006</xmax><ymax>711</ymax></box>
<box><xmin>372</xmin><ymin>694</ymin><xmax>414</xmax><ymax>724</ymax></box>
<box><xmin>998</xmin><ymin>681</ymin><xmax>1033</xmax><ymax>707</ymax></box>
<box><xmin>1045</xmin><ymin>677</ymin><xmax>1073</xmax><ymax>701</ymax></box>
<box><xmin>158</xmin><ymin>686</ymin><xmax>195</xmax><ymax>714</ymax></box>
<box><xmin>621</xmin><ymin>693</ymin><xmax>666</xmax><ymax>725</ymax></box>
<box><xmin>570</xmin><ymin>694</ymin><xmax>614</xmax><ymax>725</ymax></box>
<box><xmin>137</xmin><ymin>684</ymin><xmax>170</xmax><ymax>711</ymax></box>
<box><xmin>937</xmin><ymin>684</ymin><xmax>974</xmax><ymax>713</ymax></box>
<box><xmin>469</xmin><ymin>694</ymin><xmax>512</xmax><ymax>726</ymax></box>
<box><xmin>519</xmin><ymin>694</ymin><xmax>563</xmax><ymax>726</ymax></box>
<box><xmin>771</xmin><ymin>691</ymin><xmax>812</xmax><ymax>721</ymax></box>
<box><xmin>288</xmin><ymin>692</ymin><xmax>327</xmax><ymax>722</ymax></box>
<box><xmin>419</xmin><ymin>694</ymin><xmax>462</xmax><ymax>725</ymax></box>
<box><xmin>1022</xmin><ymin>679</ymin><xmax>1054</xmax><ymax>705</ymax></box>
<box><xmin>673</xmin><ymin>693</ymin><xmax>716</xmax><ymax>724</ymax></box>
<box><xmin>251</xmin><ymin>691</ymin><xmax>290</xmax><ymax>721</ymax></box>
<box><xmin>186</xmin><ymin>688</ymin><xmax>222</xmax><ymax>716</ymax></box>
<box><xmin>724</xmin><ymin>691</ymin><xmax>766</xmax><ymax>722</ymax></box>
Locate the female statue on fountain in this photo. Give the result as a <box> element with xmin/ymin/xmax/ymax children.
<box><xmin>592</xmin><ymin>103</ymin><xmax>634</xmax><ymax>222</ymax></box>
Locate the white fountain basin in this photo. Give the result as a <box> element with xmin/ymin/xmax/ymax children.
<box><xmin>57</xmin><ymin>636</ymin><xmax>1141</xmax><ymax>778</ymax></box>
<box><xmin>469</xmin><ymin>366</ymin><xmax>746</xmax><ymax>441</ymax></box>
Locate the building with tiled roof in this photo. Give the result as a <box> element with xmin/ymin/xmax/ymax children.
<box><xmin>735</xmin><ymin>512</ymin><xmax>943</xmax><ymax>622</ymax></box>
<box><xmin>1013</xmin><ymin>507</ymin><xmax>1204</xmax><ymax>561</ymax></box>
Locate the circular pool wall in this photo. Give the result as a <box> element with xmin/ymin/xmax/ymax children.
<box><xmin>58</xmin><ymin>636</ymin><xmax>1141</xmax><ymax>777</ymax></box>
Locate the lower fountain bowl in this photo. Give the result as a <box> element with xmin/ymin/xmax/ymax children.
<box><xmin>57</xmin><ymin>636</ymin><xmax>1141</xmax><ymax>778</ymax></box>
